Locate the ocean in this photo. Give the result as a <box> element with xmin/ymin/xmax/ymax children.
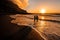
<box><xmin>10</xmin><ymin>14</ymin><xmax>60</xmax><ymax>40</ymax></box>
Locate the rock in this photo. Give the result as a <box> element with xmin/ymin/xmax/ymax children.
<box><xmin>0</xmin><ymin>0</ymin><xmax>27</xmax><ymax>15</ymax></box>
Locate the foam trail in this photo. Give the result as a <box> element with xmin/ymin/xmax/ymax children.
<box><xmin>29</xmin><ymin>25</ymin><xmax>47</xmax><ymax>40</ymax></box>
<box><xmin>18</xmin><ymin>24</ymin><xmax>48</xmax><ymax>40</ymax></box>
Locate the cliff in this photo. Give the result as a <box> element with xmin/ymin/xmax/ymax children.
<box><xmin>0</xmin><ymin>0</ymin><xmax>27</xmax><ymax>15</ymax></box>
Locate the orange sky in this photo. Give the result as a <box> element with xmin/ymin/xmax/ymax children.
<box><xmin>11</xmin><ymin>0</ymin><xmax>60</xmax><ymax>13</ymax></box>
<box><xmin>25</xmin><ymin>0</ymin><xmax>60</xmax><ymax>13</ymax></box>
<box><xmin>27</xmin><ymin>8</ymin><xmax>60</xmax><ymax>13</ymax></box>
<box><xmin>11</xmin><ymin>0</ymin><xmax>28</xmax><ymax>9</ymax></box>
<box><xmin>26</xmin><ymin>5</ymin><xmax>60</xmax><ymax>13</ymax></box>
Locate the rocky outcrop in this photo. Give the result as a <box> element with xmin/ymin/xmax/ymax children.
<box><xmin>0</xmin><ymin>0</ymin><xmax>27</xmax><ymax>15</ymax></box>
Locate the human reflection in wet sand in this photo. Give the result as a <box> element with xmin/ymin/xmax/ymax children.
<box><xmin>34</xmin><ymin>15</ymin><xmax>38</xmax><ymax>25</ymax></box>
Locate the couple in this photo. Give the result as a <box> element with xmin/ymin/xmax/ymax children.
<box><xmin>34</xmin><ymin>15</ymin><xmax>38</xmax><ymax>24</ymax></box>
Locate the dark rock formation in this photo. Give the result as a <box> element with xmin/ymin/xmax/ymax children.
<box><xmin>0</xmin><ymin>0</ymin><xmax>27</xmax><ymax>15</ymax></box>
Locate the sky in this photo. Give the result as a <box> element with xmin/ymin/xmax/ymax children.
<box><xmin>11</xmin><ymin>0</ymin><xmax>28</xmax><ymax>9</ymax></box>
<box><xmin>25</xmin><ymin>0</ymin><xmax>60</xmax><ymax>13</ymax></box>
<box><xmin>11</xmin><ymin>0</ymin><xmax>60</xmax><ymax>13</ymax></box>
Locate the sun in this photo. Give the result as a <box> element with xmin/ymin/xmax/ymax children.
<box><xmin>40</xmin><ymin>9</ymin><xmax>46</xmax><ymax>14</ymax></box>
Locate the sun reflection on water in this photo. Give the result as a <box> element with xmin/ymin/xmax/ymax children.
<box><xmin>40</xmin><ymin>21</ymin><xmax>45</xmax><ymax>26</ymax></box>
<box><xmin>41</xmin><ymin>16</ymin><xmax>44</xmax><ymax>19</ymax></box>
<box><xmin>40</xmin><ymin>16</ymin><xmax>45</xmax><ymax>26</ymax></box>
<box><xmin>36</xmin><ymin>16</ymin><xmax>46</xmax><ymax>32</ymax></box>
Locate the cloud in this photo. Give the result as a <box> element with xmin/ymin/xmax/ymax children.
<box><xmin>11</xmin><ymin>0</ymin><xmax>29</xmax><ymax>9</ymax></box>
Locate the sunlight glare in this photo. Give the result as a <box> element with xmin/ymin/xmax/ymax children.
<box><xmin>41</xmin><ymin>16</ymin><xmax>44</xmax><ymax>19</ymax></box>
<box><xmin>40</xmin><ymin>9</ymin><xmax>46</xmax><ymax>14</ymax></box>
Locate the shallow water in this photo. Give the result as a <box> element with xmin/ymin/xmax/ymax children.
<box><xmin>10</xmin><ymin>14</ymin><xmax>60</xmax><ymax>40</ymax></box>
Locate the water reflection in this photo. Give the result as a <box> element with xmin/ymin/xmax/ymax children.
<box><xmin>41</xmin><ymin>16</ymin><xmax>44</xmax><ymax>19</ymax></box>
<box><xmin>36</xmin><ymin>16</ymin><xmax>46</xmax><ymax>32</ymax></box>
<box><xmin>37</xmin><ymin>16</ymin><xmax>46</xmax><ymax>27</ymax></box>
<box><xmin>40</xmin><ymin>21</ymin><xmax>45</xmax><ymax>27</ymax></box>
<box><xmin>40</xmin><ymin>16</ymin><xmax>46</xmax><ymax>26</ymax></box>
